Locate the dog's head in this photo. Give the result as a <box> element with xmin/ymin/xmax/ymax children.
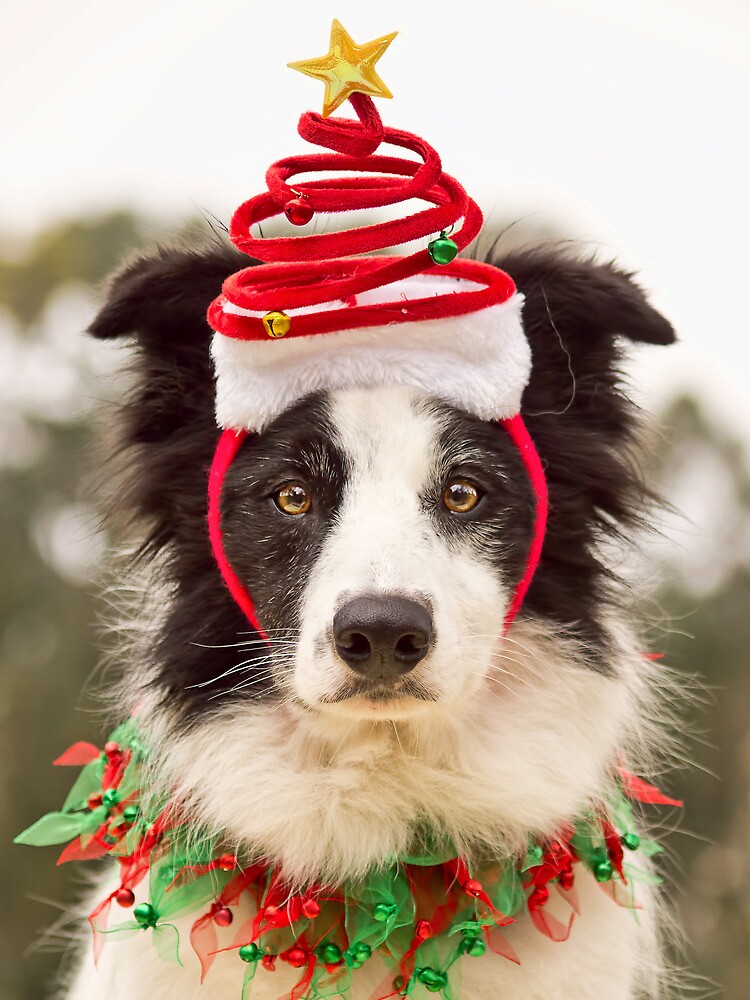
<box><xmin>89</xmin><ymin>241</ymin><xmax>674</xmax><ymax>871</ymax></box>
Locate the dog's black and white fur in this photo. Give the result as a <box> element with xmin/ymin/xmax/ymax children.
<box><xmin>64</xmin><ymin>239</ymin><xmax>677</xmax><ymax>1000</ymax></box>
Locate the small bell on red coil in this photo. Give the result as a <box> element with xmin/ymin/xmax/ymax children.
<box><xmin>428</xmin><ymin>230</ymin><xmax>458</xmax><ymax>265</ymax></box>
<box><xmin>262</xmin><ymin>311</ymin><xmax>291</xmax><ymax>338</ymax></box>
<box><xmin>284</xmin><ymin>193</ymin><xmax>314</xmax><ymax>226</ymax></box>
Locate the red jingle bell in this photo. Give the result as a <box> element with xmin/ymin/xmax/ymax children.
<box><xmin>287</xmin><ymin>946</ymin><xmax>308</xmax><ymax>968</ymax></box>
<box><xmin>213</xmin><ymin>905</ymin><xmax>233</xmax><ymax>927</ymax></box>
<box><xmin>115</xmin><ymin>887</ymin><xmax>135</xmax><ymax>907</ymax></box>
<box><xmin>284</xmin><ymin>196</ymin><xmax>314</xmax><ymax>226</ymax></box>
<box><xmin>301</xmin><ymin>897</ymin><xmax>320</xmax><ymax>919</ymax></box>
<box><xmin>559</xmin><ymin>869</ymin><xmax>575</xmax><ymax>891</ymax></box>
<box><xmin>530</xmin><ymin>885</ymin><xmax>550</xmax><ymax>907</ymax></box>
<box><xmin>218</xmin><ymin>853</ymin><xmax>236</xmax><ymax>871</ymax></box>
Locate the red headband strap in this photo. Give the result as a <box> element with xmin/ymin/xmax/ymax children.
<box><xmin>207</xmin><ymin>417</ymin><xmax>547</xmax><ymax>643</ymax></box>
<box><xmin>498</xmin><ymin>415</ymin><xmax>548</xmax><ymax>634</ymax></box>
<box><xmin>207</xmin><ymin>427</ymin><xmax>266</xmax><ymax>638</ymax></box>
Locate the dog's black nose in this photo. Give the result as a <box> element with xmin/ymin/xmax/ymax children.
<box><xmin>333</xmin><ymin>595</ymin><xmax>433</xmax><ymax>676</ymax></box>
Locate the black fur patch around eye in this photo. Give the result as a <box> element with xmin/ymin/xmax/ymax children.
<box><xmin>220</xmin><ymin>392</ymin><xmax>349</xmax><ymax>655</ymax></box>
<box><xmin>427</xmin><ymin>401</ymin><xmax>615</xmax><ymax>672</ymax></box>
<box><xmin>425</xmin><ymin>401</ymin><xmax>535</xmax><ymax>601</ymax></box>
<box><xmin>148</xmin><ymin>393</ymin><xmax>347</xmax><ymax>719</ymax></box>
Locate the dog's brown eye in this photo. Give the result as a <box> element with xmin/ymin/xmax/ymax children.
<box><xmin>275</xmin><ymin>483</ymin><xmax>311</xmax><ymax>515</ymax></box>
<box><xmin>442</xmin><ymin>479</ymin><xmax>481</xmax><ymax>514</ymax></box>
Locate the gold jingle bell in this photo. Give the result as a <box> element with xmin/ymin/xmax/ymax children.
<box><xmin>262</xmin><ymin>311</ymin><xmax>291</xmax><ymax>338</ymax></box>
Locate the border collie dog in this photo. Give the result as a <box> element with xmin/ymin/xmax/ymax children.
<box><xmin>62</xmin><ymin>240</ymin><xmax>676</xmax><ymax>1000</ymax></box>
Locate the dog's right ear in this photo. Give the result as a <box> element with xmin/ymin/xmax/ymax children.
<box><xmin>88</xmin><ymin>243</ymin><xmax>256</xmax><ymax>444</ymax></box>
<box><xmin>87</xmin><ymin>243</ymin><xmax>258</xmax><ymax>551</ymax></box>
<box><xmin>89</xmin><ymin>242</ymin><xmax>252</xmax><ymax>352</ymax></box>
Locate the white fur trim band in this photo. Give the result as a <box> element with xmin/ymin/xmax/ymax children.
<box><xmin>212</xmin><ymin>293</ymin><xmax>529</xmax><ymax>431</ymax></box>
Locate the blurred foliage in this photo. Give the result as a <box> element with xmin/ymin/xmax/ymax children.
<box><xmin>0</xmin><ymin>213</ymin><xmax>145</xmax><ymax>329</ymax></box>
<box><xmin>0</xmin><ymin>213</ymin><xmax>747</xmax><ymax>1000</ymax></box>
<box><xmin>0</xmin><ymin>420</ymin><xmax>101</xmax><ymax>1000</ymax></box>
<box><xmin>643</xmin><ymin>397</ymin><xmax>750</xmax><ymax>999</ymax></box>
<box><xmin>0</xmin><ymin>212</ymin><xmax>155</xmax><ymax>1000</ymax></box>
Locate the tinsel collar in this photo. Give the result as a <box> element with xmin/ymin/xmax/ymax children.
<box><xmin>16</xmin><ymin>720</ymin><xmax>681</xmax><ymax>999</ymax></box>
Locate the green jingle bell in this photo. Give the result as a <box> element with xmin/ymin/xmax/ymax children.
<box><xmin>418</xmin><ymin>967</ymin><xmax>449</xmax><ymax>992</ymax></box>
<box><xmin>345</xmin><ymin>937</ymin><xmax>373</xmax><ymax>968</ymax></box>
<box><xmin>594</xmin><ymin>860</ymin><xmax>613</xmax><ymax>882</ymax></box>
<box><xmin>427</xmin><ymin>232</ymin><xmax>458</xmax><ymax>265</ymax></box>
<box><xmin>122</xmin><ymin>805</ymin><xmax>139</xmax><ymax>823</ymax></box>
<box><xmin>373</xmin><ymin>901</ymin><xmax>397</xmax><ymax>922</ymax></box>
<box><xmin>239</xmin><ymin>943</ymin><xmax>262</xmax><ymax>963</ymax></box>
<box><xmin>320</xmin><ymin>942</ymin><xmax>343</xmax><ymax>965</ymax></box>
<box><xmin>463</xmin><ymin>936</ymin><xmax>486</xmax><ymax>957</ymax></box>
<box><xmin>133</xmin><ymin>902</ymin><xmax>158</xmax><ymax>928</ymax></box>
<box><xmin>621</xmin><ymin>832</ymin><xmax>640</xmax><ymax>851</ymax></box>
<box><xmin>102</xmin><ymin>788</ymin><xmax>121</xmax><ymax>810</ymax></box>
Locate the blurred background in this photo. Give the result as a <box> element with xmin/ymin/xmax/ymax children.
<box><xmin>1</xmin><ymin>2</ymin><xmax>748</xmax><ymax>998</ymax></box>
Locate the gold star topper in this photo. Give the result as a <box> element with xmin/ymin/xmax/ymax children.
<box><xmin>288</xmin><ymin>19</ymin><xmax>397</xmax><ymax>119</ymax></box>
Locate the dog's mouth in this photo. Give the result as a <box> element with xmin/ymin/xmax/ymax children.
<box><xmin>320</xmin><ymin>676</ymin><xmax>438</xmax><ymax>706</ymax></box>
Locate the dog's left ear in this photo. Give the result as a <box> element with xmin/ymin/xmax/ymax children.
<box><xmin>491</xmin><ymin>247</ymin><xmax>675</xmax><ymax>640</ymax></box>
<box><xmin>495</xmin><ymin>247</ymin><xmax>676</xmax><ymax>424</ymax></box>
<box><xmin>501</xmin><ymin>246</ymin><xmax>675</xmax><ymax>351</ymax></box>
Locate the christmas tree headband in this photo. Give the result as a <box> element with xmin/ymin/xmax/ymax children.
<box><xmin>207</xmin><ymin>21</ymin><xmax>548</xmax><ymax>638</ymax></box>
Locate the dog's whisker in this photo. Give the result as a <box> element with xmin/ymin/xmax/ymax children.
<box><xmin>186</xmin><ymin>663</ymin><xmax>276</xmax><ymax>690</ymax></box>
<box><xmin>206</xmin><ymin>659</ymin><xmax>295</xmax><ymax>700</ymax></box>
<box><xmin>462</xmin><ymin>632</ymin><xmax>551</xmax><ymax>671</ymax></box>
<box><xmin>476</xmin><ymin>675</ymin><xmax>518</xmax><ymax>697</ymax></box>
<box><xmin>390</xmin><ymin>719</ymin><xmax>409</xmax><ymax>762</ymax></box>
<box><xmin>464</xmin><ymin>667</ymin><xmax>523</xmax><ymax>696</ymax></box>
<box><xmin>204</xmin><ymin>674</ymin><xmax>278</xmax><ymax>698</ymax></box>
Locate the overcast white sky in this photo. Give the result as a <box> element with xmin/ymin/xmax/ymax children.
<box><xmin>2</xmin><ymin>0</ymin><xmax>749</xmax><ymax>437</ymax></box>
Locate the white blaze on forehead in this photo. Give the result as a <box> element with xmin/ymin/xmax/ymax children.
<box><xmin>327</xmin><ymin>386</ymin><xmax>444</xmax><ymax>591</ymax></box>
<box><xmin>333</xmin><ymin>387</ymin><xmax>439</xmax><ymax>502</ymax></box>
